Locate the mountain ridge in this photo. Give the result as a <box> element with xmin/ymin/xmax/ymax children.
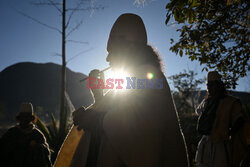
<box><xmin>0</xmin><ymin>62</ymin><xmax>93</xmax><ymax>124</ymax></box>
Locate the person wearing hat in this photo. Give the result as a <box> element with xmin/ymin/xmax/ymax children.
<box><xmin>0</xmin><ymin>102</ymin><xmax>52</xmax><ymax>167</ymax></box>
<box><xmin>195</xmin><ymin>71</ymin><xmax>247</xmax><ymax>167</ymax></box>
<box><xmin>72</xmin><ymin>13</ymin><xmax>189</xmax><ymax>167</ymax></box>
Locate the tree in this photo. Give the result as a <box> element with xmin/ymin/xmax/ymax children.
<box><xmin>18</xmin><ymin>0</ymin><xmax>102</xmax><ymax>136</ymax></box>
<box><xmin>168</xmin><ymin>70</ymin><xmax>205</xmax><ymax>167</ymax></box>
<box><xmin>169</xmin><ymin>69</ymin><xmax>205</xmax><ymax>113</ymax></box>
<box><xmin>17</xmin><ymin>0</ymin><xmax>103</xmax><ymax>162</ymax></box>
<box><xmin>166</xmin><ymin>0</ymin><xmax>249</xmax><ymax>88</ymax></box>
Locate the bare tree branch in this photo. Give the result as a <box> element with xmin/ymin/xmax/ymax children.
<box><xmin>30</xmin><ymin>0</ymin><xmax>62</xmax><ymax>13</ymax></box>
<box><xmin>66</xmin><ymin>11</ymin><xmax>75</xmax><ymax>28</ymax></box>
<box><xmin>66</xmin><ymin>48</ymin><xmax>93</xmax><ymax>63</ymax></box>
<box><xmin>66</xmin><ymin>20</ymin><xmax>83</xmax><ymax>37</ymax></box>
<box><xmin>66</xmin><ymin>5</ymin><xmax>104</xmax><ymax>11</ymax></box>
<box><xmin>67</xmin><ymin>40</ymin><xmax>89</xmax><ymax>44</ymax></box>
<box><xmin>65</xmin><ymin>0</ymin><xmax>87</xmax><ymax>28</ymax></box>
<box><xmin>52</xmin><ymin>53</ymin><xmax>62</xmax><ymax>57</ymax></box>
<box><xmin>30</xmin><ymin>2</ymin><xmax>61</xmax><ymax>6</ymax></box>
<box><xmin>17</xmin><ymin>10</ymin><xmax>61</xmax><ymax>33</ymax></box>
<box><xmin>47</xmin><ymin>0</ymin><xmax>62</xmax><ymax>14</ymax></box>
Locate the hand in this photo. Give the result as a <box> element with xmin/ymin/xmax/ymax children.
<box><xmin>72</xmin><ymin>107</ymin><xmax>86</xmax><ymax>129</ymax></box>
<box><xmin>89</xmin><ymin>69</ymin><xmax>104</xmax><ymax>103</ymax></box>
<box><xmin>72</xmin><ymin>106</ymin><xmax>97</xmax><ymax>131</ymax></box>
<box><xmin>89</xmin><ymin>69</ymin><xmax>100</xmax><ymax>78</ymax></box>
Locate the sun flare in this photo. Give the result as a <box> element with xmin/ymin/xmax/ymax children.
<box><xmin>104</xmin><ymin>68</ymin><xmax>130</xmax><ymax>92</ymax></box>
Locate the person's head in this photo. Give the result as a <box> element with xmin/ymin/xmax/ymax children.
<box><xmin>106</xmin><ymin>13</ymin><xmax>163</xmax><ymax>72</ymax></box>
<box><xmin>16</xmin><ymin>102</ymin><xmax>35</xmax><ymax>126</ymax></box>
<box><xmin>206</xmin><ymin>71</ymin><xmax>226</xmax><ymax>98</ymax></box>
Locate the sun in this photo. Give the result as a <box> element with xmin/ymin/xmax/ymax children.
<box><xmin>104</xmin><ymin>68</ymin><xmax>130</xmax><ymax>92</ymax></box>
<box><xmin>112</xmin><ymin>70</ymin><xmax>129</xmax><ymax>80</ymax></box>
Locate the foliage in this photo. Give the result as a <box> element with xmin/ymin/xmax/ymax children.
<box><xmin>36</xmin><ymin>103</ymin><xmax>73</xmax><ymax>163</ymax></box>
<box><xmin>169</xmin><ymin>70</ymin><xmax>205</xmax><ymax>167</ymax></box>
<box><xmin>169</xmin><ymin>70</ymin><xmax>205</xmax><ymax>113</ymax></box>
<box><xmin>166</xmin><ymin>0</ymin><xmax>250</xmax><ymax>88</ymax></box>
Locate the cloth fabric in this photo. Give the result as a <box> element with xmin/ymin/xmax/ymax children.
<box><xmin>196</xmin><ymin>95</ymin><xmax>247</xmax><ymax>167</ymax></box>
<box><xmin>196</xmin><ymin>136</ymin><xmax>232</xmax><ymax>167</ymax></box>
<box><xmin>197</xmin><ymin>97</ymin><xmax>220</xmax><ymax>135</ymax></box>
<box><xmin>0</xmin><ymin>124</ymin><xmax>52</xmax><ymax>167</ymax></box>
<box><xmin>72</xmin><ymin>64</ymin><xmax>189</xmax><ymax>167</ymax></box>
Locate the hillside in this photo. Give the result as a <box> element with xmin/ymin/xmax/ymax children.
<box><xmin>0</xmin><ymin>62</ymin><xmax>93</xmax><ymax>124</ymax></box>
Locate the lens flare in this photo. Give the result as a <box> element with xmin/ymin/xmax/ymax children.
<box><xmin>147</xmin><ymin>72</ymin><xmax>154</xmax><ymax>80</ymax></box>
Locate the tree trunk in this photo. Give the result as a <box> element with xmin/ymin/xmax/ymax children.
<box><xmin>59</xmin><ymin>0</ymin><xmax>66</xmax><ymax>137</ymax></box>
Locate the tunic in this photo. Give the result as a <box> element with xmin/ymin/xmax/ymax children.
<box><xmin>196</xmin><ymin>96</ymin><xmax>247</xmax><ymax>167</ymax></box>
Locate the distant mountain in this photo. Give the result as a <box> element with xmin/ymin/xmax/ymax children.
<box><xmin>0</xmin><ymin>62</ymin><xmax>93</xmax><ymax>124</ymax></box>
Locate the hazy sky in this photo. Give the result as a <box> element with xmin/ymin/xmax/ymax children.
<box><xmin>0</xmin><ymin>0</ymin><xmax>249</xmax><ymax>92</ymax></box>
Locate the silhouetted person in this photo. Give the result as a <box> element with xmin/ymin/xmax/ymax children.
<box><xmin>0</xmin><ymin>103</ymin><xmax>52</xmax><ymax>167</ymax></box>
<box><xmin>196</xmin><ymin>71</ymin><xmax>247</xmax><ymax>167</ymax></box>
<box><xmin>72</xmin><ymin>13</ymin><xmax>189</xmax><ymax>167</ymax></box>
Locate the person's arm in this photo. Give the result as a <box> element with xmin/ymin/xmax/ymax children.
<box><xmin>89</xmin><ymin>69</ymin><xmax>104</xmax><ymax>104</ymax></box>
<box><xmin>0</xmin><ymin>127</ymin><xmax>17</xmax><ymax>153</ymax></box>
<box><xmin>31</xmin><ymin>129</ymin><xmax>52</xmax><ymax>167</ymax></box>
<box><xmin>230</xmin><ymin>99</ymin><xmax>247</xmax><ymax>166</ymax></box>
<box><xmin>73</xmin><ymin>69</ymin><xmax>107</xmax><ymax>131</ymax></box>
<box><xmin>73</xmin><ymin>106</ymin><xmax>106</xmax><ymax>131</ymax></box>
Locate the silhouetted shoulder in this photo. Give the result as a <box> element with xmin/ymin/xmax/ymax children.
<box><xmin>0</xmin><ymin>126</ymin><xmax>20</xmax><ymax>139</ymax></box>
<box><xmin>225</xmin><ymin>95</ymin><xmax>239</xmax><ymax>101</ymax></box>
<box><xmin>6</xmin><ymin>126</ymin><xmax>19</xmax><ymax>133</ymax></box>
<box><xmin>31</xmin><ymin>127</ymin><xmax>47</xmax><ymax>144</ymax></box>
<box><xmin>221</xmin><ymin>95</ymin><xmax>241</xmax><ymax>107</ymax></box>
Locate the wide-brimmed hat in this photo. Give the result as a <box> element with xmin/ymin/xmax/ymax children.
<box><xmin>207</xmin><ymin>71</ymin><xmax>222</xmax><ymax>82</ymax></box>
<box><xmin>107</xmin><ymin>13</ymin><xmax>147</xmax><ymax>51</ymax></box>
<box><xmin>17</xmin><ymin>102</ymin><xmax>34</xmax><ymax>117</ymax></box>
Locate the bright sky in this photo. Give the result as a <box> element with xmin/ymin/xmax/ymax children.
<box><xmin>0</xmin><ymin>0</ymin><xmax>249</xmax><ymax>92</ymax></box>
